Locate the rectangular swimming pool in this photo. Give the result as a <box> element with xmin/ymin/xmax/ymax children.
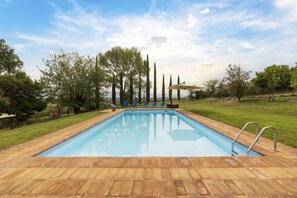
<box><xmin>38</xmin><ymin>110</ymin><xmax>261</xmax><ymax>157</ymax></box>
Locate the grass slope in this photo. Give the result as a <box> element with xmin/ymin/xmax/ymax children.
<box><xmin>0</xmin><ymin>110</ymin><xmax>105</xmax><ymax>151</ymax></box>
<box><xmin>181</xmin><ymin>96</ymin><xmax>297</xmax><ymax>148</ymax></box>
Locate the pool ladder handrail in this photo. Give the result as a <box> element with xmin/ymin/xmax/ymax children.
<box><xmin>231</xmin><ymin>122</ymin><xmax>259</xmax><ymax>156</ymax></box>
<box><xmin>247</xmin><ymin>126</ymin><xmax>277</xmax><ymax>154</ymax></box>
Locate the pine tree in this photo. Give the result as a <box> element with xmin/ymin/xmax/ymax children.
<box><xmin>153</xmin><ymin>62</ymin><xmax>157</xmax><ymax>102</ymax></box>
<box><xmin>112</xmin><ymin>75</ymin><xmax>116</xmax><ymax>105</ymax></box>
<box><xmin>177</xmin><ymin>75</ymin><xmax>180</xmax><ymax>101</ymax></box>
<box><xmin>146</xmin><ymin>54</ymin><xmax>150</xmax><ymax>103</ymax></box>
<box><xmin>129</xmin><ymin>72</ymin><xmax>133</xmax><ymax>105</ymax></box>
<box><xmin>162</xmin><ymin>74</ymin><xmax>165</xmax><ymax>102</ymax></box>
<box><xmin>169</xmin><ymin>75</ymin><xmax>172</xmax><ymax>104</ymax></box>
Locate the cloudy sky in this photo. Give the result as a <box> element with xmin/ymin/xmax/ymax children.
<box><xmin>1</xmin><ymin>0</ymin><xmax>297</xmax><ymax>90</ymax></box>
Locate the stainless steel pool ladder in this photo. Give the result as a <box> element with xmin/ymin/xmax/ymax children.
<box><xmin>247</xmin><ymin>126</ymin><xmax>277</xmax><ymax>154</ymax></box>
<box><xmin>231</xmin><ymin>122</ymin><xmax>278</xmax><ymax>156</ymax></box>
<box><xmin>231</xmin><ymin>122</ymin><xmax>259</xmax><ymax>156</ymax></box>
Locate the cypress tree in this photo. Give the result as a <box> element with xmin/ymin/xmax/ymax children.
<box><xmin>177</xmin><ymin>75</ymin><xmax>180</xmax><ymax>101</ymax></box>
<box><xmin>119</xmin><ymin>71</ymin><xmax>124</xmax><ymax>106</ymax></box>
<box><xmin>162</xmin><ymin>74</ymin><xmax>165</xmax><ymax>102</ymax></box>
<box><xmin>153</xmin><ymin>62</ymin><xmax>157</xmax><ymax>102</ymax></box>
<box><xmin>112</xmin><ymin>75</ymin><xmax>116</xmax><ymax>105</ymax></box>
<box><xmin>146</xmin><ymin>54</ymin><xmax>150</xmax><ymax>103</ymax></box>
<box><xmin>138</xmin><ymin>70</ymin><xmax>142</xmax><ymax>104</ymax></box>
<box><xmin>129</xmin><ymin>72</ymin><xmax>133</xmax><ymax>105</ymax></box>
<box><xmin>94</xmin><ymin>56</ymin><xmax>100</xmax><ymax>109</ymax></box>
<box><xmin>169</xmin><ymin>75</ymin><xmax>172</xmax><ymax>104</ymax></box>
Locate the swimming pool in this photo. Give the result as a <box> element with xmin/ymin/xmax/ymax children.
<box><xmin>38</xmin><ymin>110</ymin><xmax>261</xmax><ymax>157</ymax></box>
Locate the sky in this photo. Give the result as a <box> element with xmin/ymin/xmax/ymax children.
<box><xmin>1</xmin><ymin>0</ymin><xmax>297</xmax><ymax>93</ymax></box>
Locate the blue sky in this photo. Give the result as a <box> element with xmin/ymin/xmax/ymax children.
<box><xmin>1</xmin><ymin>0</ymin><xmax>297</xmax><ymax>88</ymax></box>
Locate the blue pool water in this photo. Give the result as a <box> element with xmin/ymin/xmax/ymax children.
<box><xmin>38</xmin><ymin>110</ymin><xmax>261</xmax><ymax>157</ymax></box>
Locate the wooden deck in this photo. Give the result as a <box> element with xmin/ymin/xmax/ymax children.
<box><xmin>0</xmin><ymin>108</ymin><xmax>296</xmax><ymax>197</ymax></box>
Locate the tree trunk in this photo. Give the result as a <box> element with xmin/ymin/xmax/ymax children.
<box><xmin>112</xmin><ymin>75</ymin><xmax>116</xmax><ymax>105</ymax></box>
<box><xmin>73</xmin><ymin>106</ymin><xmax>80</xmax><ymax>114</ymax></box>
<box><xmin>120</xmin><ymin>72</ymin><xmax>124</xmax><ymax>106</ymax></box>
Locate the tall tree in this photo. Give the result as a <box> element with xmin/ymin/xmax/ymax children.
<box><xmin>0</xmin><ymin>71</ymin><xmax>47</xmax><ymax>126</ymax></box>
<box><xmin>99</xmin><ymin>47</ymin><xmax>144</xmax><ymax>106</ymax></box>
<box><xmin>153</xmin><ymin>62</ymin><xmax>157</xmax><ymax>102</ymax></box>
<box><xmin>169</xmin><ymin>75</ymin><xmax>172</xmax><ymax>104</ymax></box>
<box><xmin>129</xmin><ymin>72</ymin><xmax>133</xmax><ymax>105</ymax></box>
<box><xmin>41</xmin><ymin>51</ymin><xmax>101</xmax><ymax>114</ymax></box>
<box><xmin>93</xmin><ymin>56</ymin><xmax>107</xmax><ymax>109</ymax></box>
<box><xmin>252</xmin><ymin>65</ymin><xmax>292</xmax><ymax>92</ymax></box>
<box><xmin>162</xmin><ymin>74</ymin><xmax>165</xmax><ymax>102</ymax></box>
<box><xmin>225</xmin><ymin>64</ymin><xmax>251</xmax><ymax>101</ymax></box>
<box><xmin>112</xmin><ymin>75</ymin><xmax>116</xmax><ymax>105</ymax></box>
<box><xmin>146</xmin><ymin>54</ymin><xmax>150</xmax><ymax>103</ymax></box>
<box><xmin>0</xmin><ymin>39</ymin><xmax>23</xmax><ymax>74</ymax></box>
<box><xmin>177</xmin><ymin>75</ymin><xmax>180</xmax><ymax>101</ymax></box>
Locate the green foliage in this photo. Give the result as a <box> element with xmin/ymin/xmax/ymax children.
<box><xmin>99</xmin><ymin>47</ymin><xmax>144</xmax><ymax>105</ymax></box>
<box><xmin>181</xmin><ymin>97</ymin><xmax>297</xmax><ymax>148</ymax></box>
<box><xmin>162</xmin><ymin>74</ymin><xmax>165</xmax><ymax>102</ymax></box>
<box><xmin>146</xmin><ymin>54</ymin><xmax>150</xmax><ymax>103</ymax></box>
<box><xmin>112</xmin><ymin>75</ymin><xmax>116</xmax><ymax>105</ymax></box>
<box><xmin>177</xmin><ymin>75</ymin><xmax>180</xmax><ymax>101</ymax></box>
<box><xmin>41</xmin><ymin>51</ymin><xmax>107</xmax><ymax>114</ymax></box>
<box><xmin>0</xmin><ymin>71</ymin><xmax>47</xmax><ymax>122</ymax></box>
<box><xmin>0</xmin><ymin>110</ymin><xmax>105</xmax><ymax>151</ymax></box>
<box><xmin>93</xmin><ymin>56</ymin><xmax>108</xmax><ymax>109</ymax></box>
<box><xmin>129</xmin><ymin>72</ymin><xmax>133</xmax><ymax>105</ymax></box>
<box><xmin>153</xmin><ymin>62</ymin><xmax>157</xmax><ymax>102</ymax></box>
<box><xmin>291</xmin><ymin>64</ymin><xmax>297</xmax><ymax>90</ymax></box>
<box><xmin>252</xmin><ymin>65</ymin><xmax>292</xmax><ymax>92</ymax></box>
<box><xmin>169</xmin><ymin>75</ymin><xmax>172</xmax><ymax>103</ymax></box>
<box><xmin>204</xmin><ymin>79</ymin><xmax>219</xmax><ymax>97</ymax></box>
<box><xmin>0</xmin><ymin>39</ymin><xmax>23</xmax><ymax>74</ymax></box>
<box><xmin>225</xmin><ymin>64</ymin><xmax>251</xmax><ymax>101</ymax></box>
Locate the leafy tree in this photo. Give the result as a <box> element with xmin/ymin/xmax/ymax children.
<box><xmin>215</xmin><ymin>79</ymin><xmax>229</xmax><ymax>98</ymax></box>
<box><xmin>146</xmin><ymin>54</ymin><xmax>150</xmax><ymax>103</ymax></box>
<box><xmin>290</xmin><ymin>63</ymin><xmax>297</xmax><ymax>91</ymax></box>
<box><xmin>162</xmin><ymin>74</ymin><xmax>165</xmax><ymax>102</ymax></box>
<box><xmin>252</xmin><ymin>65</ymin><xmax>292</xmax><ymax>92</ymax></box>
<box><xmin>225</xmin><ymin>64</ymin><xmax>251</xmax><ymax>101</ymax></box>
<box><xmin>93</xmin><ymin>56</ymin><xmax>108</xmax><ymax>109</ymax></box>
<box><xmin>112</xmin><ymin>75</ymin><xmax>116</xmax><ymax>105</ymax></box>
<box><xmin>169</xmin><ymin>75</ymin><xmax>172</xmax><ymax>104</ymax></box>
<box><xmin>153</xmin><ymin>62</ymin><xmax>157</xmax><ymax>102</ymax></box>
<box><xmin>177</xmin><ymin>75</ymin><xmax>180</xmax><ymax>101</ymax></box>
<box><xmin>204</xmin><ymin>79</ymin><xmax>218</xmax><ymax>97</ymax></box>
<box><xmin>0</xmin><ymin>71</ymin><xmax>47</xmax><ymax>126</ymax></box>
<box><xmin>41</xmin><ymin>51</ymin><xmax>101</xmax><ymax>114</ymax></box>
<box><xmin>99</xmin><ymin>47</ymin><xmax>144</xmax><ymax>105</ymax></box>
<box><xmin>0</xmin><ymin>39</ymin><xmax>23</xmax><ymax>74</ymax></box>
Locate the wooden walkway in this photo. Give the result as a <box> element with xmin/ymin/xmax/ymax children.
<box><xmin>0</xmin><ymin>109</ymin><xmax>296</xmax><ymax>197</ymax></box>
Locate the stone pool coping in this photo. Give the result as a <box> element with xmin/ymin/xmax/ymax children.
<box><xmin>0</xmin><ymin>108</ymin><xmax>296</xmax><ymax>196</ymax></box>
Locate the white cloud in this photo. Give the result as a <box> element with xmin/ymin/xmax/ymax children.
<box><xmin>274</xmin><ymin>0</ymin><xmax>297</xmax><ymax>22</ymax></box>
<box><xmin>187</xmin><ymin>14</ymin><xmax>198</xmax><ymax>28</ymax></box>
<box><xmin>9</xmin><ymin>0</ymin><xmax>297</xmax><ymax>88</ymax></box>
<box><xmin>200</xmin><ymin>8</ymin><xmax>210</xmax><ymax>15</ymax></box>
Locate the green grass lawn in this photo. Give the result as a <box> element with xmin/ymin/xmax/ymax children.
<box><xmin>180</xmin><ymin>96</ymin><xmax>297</xmax><ymax>148</ymax></box>
<box><xmin>0</xmin><ymin>110</ymin><xmax>105</xmax><ymax>151</ymax></box>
